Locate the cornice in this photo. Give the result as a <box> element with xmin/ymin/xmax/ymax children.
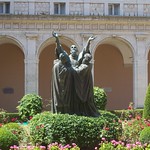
<box><xmin>0</xmin><ymin>15</ymin><xmax>150</xmax><ymax>31</ymax></box>
<box><xmin>0</xmin><ymin>14</ymin><xmax>150</xmax><ymax>21</ymax></box>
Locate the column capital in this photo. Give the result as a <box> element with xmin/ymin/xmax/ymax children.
<box><xmin>80</xmin><ymin>33</ymin><xmax>93</xmax><ymax>40</ymax></box>
<box><xmin>24</xmin><ymin>58</ymin><xmax>39</xmax><ymax>64</ymax></box>
<box><xmin>135</xmin><ymin>33</ymin><xmax>147</xmax><ymax>41</ymax></box>
<box><xmin>26</xmin><ymin>33</ymin><xmax>39</xmax><ymax>40</ymax></box>
<box><xmin>133</xmin><ymin>58</ymin><xmax>147</xmax><ymax>63</ymax></box>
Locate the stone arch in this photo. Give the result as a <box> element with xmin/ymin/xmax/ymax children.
<box><xmin>146</xmin><ymin>42</ymin><xmax>150</xmax><ymax>84</ymax></box>
<box><xmin>0</xmin><ymin>36</ymin><xmax>25</xmax><ymax>112</ymax></box>
<box><xmin>145</xmin><ymin>41</ymin><xmax>150</xmax><ymax>60</ymax></box>
<box><xmin>93</xmin><ymin>36</ymin><xmax>134</xmax><ymax>110</ymax></box>
<box><xmin>37</xmin><ymin>36</ymin><xmax>79</xmax><ymax>58</ymax></box>
<box><xmin>0</xmin><ymin>35</ymin><xmax>25</xmax><ymax>55</ymax></box>
<box><xmin>37</xmin><ymin>36</ymin><xmax>78</xmax><ymax>110</ymax></box>
<box><xmin>93</xmin><ymin>36</ymin><xmax>134</xmax><ymax>65</ymax></box>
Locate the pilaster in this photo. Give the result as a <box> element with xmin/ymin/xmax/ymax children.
<box><xmin>133</xmin><ymin>34</ymin><xmax>148</xmax><ymax>108</ymax></box>
<box><xmin>25</xmin><ymin>33</ymin><xmax>39</xmax><ymax>94</ymax></box>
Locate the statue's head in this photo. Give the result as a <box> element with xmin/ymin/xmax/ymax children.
<box><xmin>82</xmin><ymin>53</ymin><xmax>92</xmax><ymax>64</ymax></box>
<box><xmin>59</xmin><ymin>52</ymin><xmax>71</xmax><ymax>66</ymax></box>
<box><xmin>59</xmin><ymin>53</ymin><xmax>67</xmax><ymax>63</ymax></box>
<box><xmin>70</xmin><ymin>45</ymin><xmax>78</xmax><ymax>57</ymax></box>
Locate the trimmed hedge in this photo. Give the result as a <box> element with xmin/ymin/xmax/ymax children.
<box><xmin>3</xmin><ymin>122</ymin><xmax>24</xmax><ymax>142</ymax></box>
<box><xmin>140</xmin><ymin>127</ymin><xmax>150</xmax><ymax>144</ymax></box>
<box><xmin>143</xmin><ymin>84</ymin><xmax>150</xmax><ymax>119</ymax></box>
<box><xmin>17</xmin><ymin>94</ymin><xmax>43</xmax><ymax>121</ymax></box>
<box><xmin>0</xmin><ymin>127</ymin><xmax>18</xmax><ymax>150</ymax></box>
<box><xmin>93</xmin><ymin>87</ymin><xmax>107</xmax><ymax>110</ymax></box>
<box><xmin>0</xmin><ymin>112</ymin><xmax>20</xmax><ymax>124</ymax></box>
<box><xmin>111</xmin><ymin>109</ymin><xmax>143</xmax><ymax>120</ymax></box>
<box><xmin>29</xmin><ymin>111</ymin><xmax>122</xmax><ymax>149</ymax></box>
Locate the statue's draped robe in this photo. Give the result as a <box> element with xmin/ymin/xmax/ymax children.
<box><xmin>73</xmin><ymin>63</ymin><xmax>100</xmax><ymax>117</ymax></box>
<box><xmin>51</xmin><ymin>59</ymin><xmax>73</xmax><ymax>114</ymax></box>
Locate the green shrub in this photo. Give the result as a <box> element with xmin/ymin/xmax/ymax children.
<box><xmin>140</xmin><ymin>127</ymin><xmax>150</xmax><ymax>144</ymax></box>
<box><xmin>143</xmin><ymin>84</ymin><xmax>150</xmax><ymax>120</ymax></box>
<box><xmin>111</xmin><ymin>109</ymin><xmax>143</xmax><ymax>121</ymax></box>
<box><xmin>6</xmin><ymin>113</ymin><xmax>20</xmax><ymax>123</ymax></box>
<box><xmin>2</xmin><ymin>122</ymin><xmax>24</xmax><ymax>142</ymax></box>
<box><xmin>121</xmin><ymin>117</ymin><xmax>146</xmax><ymax>143</ymax></box>
<box><xmin>29</xmin><ymin>111</ymin><xmax>122</xmax><ymax>149</ymax></box>
<box><xmin>17</xmin><ymin>94</ymin><xmax>43</xmax><ymax>121</ymax></box>
<box><xmin>0</xmin><ymin>112</ymin><xmax>23</xmax><ymax>124</ymax></box>
<box><xmin>0</xmin><ymin>108</ymin><xmax>8</xmax><ymax>124</ymax></box>
<box><xmin>93</xmin><ymin>87</ymin><xmax>107</xmax><ymax>110</ymax></box>
<box><xmin>0</xmin><ymin>127</ymin><xmax>18</xmax><ymax>150</ymax></box>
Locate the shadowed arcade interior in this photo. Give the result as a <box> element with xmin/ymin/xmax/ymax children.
<box><xmin>94</xmin><ymin>44</ymin><xmax>133</xmax><ymax>110</ymax></box>
<box><xmin>0</xmin><ymin>43</ymin><xmax>24</xmax><ymax>112</ymax></box>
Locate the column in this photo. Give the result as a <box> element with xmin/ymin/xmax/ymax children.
<box><xmin>84</xmin><ymin>0</ymin><xmax>90</xmax><ymax>15</ymax></box>
<box><xmin>120</xmin><ymin>3</ymin><xmax>123</xmax><ymax>16</ymax></box>
<box><xmin>133</xmin><ymin>35</ymin><xmax>148</xmax><ymax>108</ymax></box>
<box><xmin>104</xmin><ymin>2</ymin><xmax>108</xmax><ymax>16</ymax></box>
<box><xmin>28</xmin><ymin>0</ymin><xmax>35</xmax><ymax>15</ymax></box>
<box><xmin>138</xmin><ymin>3</ymin><xmax>144</xmax><ymax>16</ymax></box>
<box><xmin>65</xmin><ymin>0</ymin><xmax>69</xmax><ymax>15</ymax></box>
<box><xmin>25</xmin><ymin>34</ymin><xmax>39</xmax><ymax>94</ymax></box>
<box><xmin>10</xmin><ymin>0</ymin><xmax>14</xmax><ymax>14</ymax></box>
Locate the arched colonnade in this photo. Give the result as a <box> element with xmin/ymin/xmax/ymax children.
<box><xmin>0</xmin><ymin>34</ymin><xmax>149</xmax><ymax>112</ymax></box>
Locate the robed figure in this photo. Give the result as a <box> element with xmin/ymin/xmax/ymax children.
<box><xmin>51</xmin><ymin>31</ymin><xmax>100</xmax><ymax>117</ymax></box>
<box><xmin>71</xmin><ymin>37</ymin><xmax>100</xmax><ymax>117</ymax></box>
<box><xmin>51</xmin><ymin>32</ymin><xmax>74</xmax><ymax>114</ymax></box>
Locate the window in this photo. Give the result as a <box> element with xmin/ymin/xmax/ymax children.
<box><xmin>54</xmin><ymin>3</ymin><xmax>65</xmax><ymax>15</ymax></box>
<box><xmin>0</xmin><ymin>2</ymin><xmax>10</xmax><ymax>14</ymax></box>
<box><xmin>108</xmin><ymin>4</ymin><xmax>120</xmax><ymax>15</ymax></box>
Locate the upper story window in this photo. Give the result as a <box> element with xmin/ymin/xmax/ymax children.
<box><xmin>108</xmin><ymin>4</ymin><xmax>120</xmax><ymax>15</ymax></box>
<box><xmin>54</xmin><ymin>3</ymin><xmax>65</xmax><ymax>15</ymax></box>
<box><xmin>0</xmin><ymin>2</ymin><xmax>10</xmax><ymax>14</ymax></box>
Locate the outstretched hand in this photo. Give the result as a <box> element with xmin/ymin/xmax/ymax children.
<box><xmin>52</xmin><ymin>31</ymin><xmax>58</xmax><ymax>38</ymax></box>
<box><xmin>88</xmin><ymin>36</ymin><xmax>96</xmax><ymax>42</ymax></box>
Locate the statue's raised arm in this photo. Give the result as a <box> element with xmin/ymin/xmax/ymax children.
<box><xmin>52</xmin><ymin>31</ymin><xmax>64</xmax><ymax>58</ymax></box>
<box><xmin>78</xmin><ymin>35</ymin><xmax>96</xmax><ymax>66</ymax></box>
<box><xmin>84</xmin><ymin>36</ymin><xmax>96</xmax><ymax>54</ymax></box>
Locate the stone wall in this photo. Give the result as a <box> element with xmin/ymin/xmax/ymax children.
<box><xmin>7</xmin><ymin>0</ymin><xmax>150</xmax><ymax>16</ymax></box>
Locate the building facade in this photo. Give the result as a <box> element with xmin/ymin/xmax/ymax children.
<box><xmin>1</xmin><ymin>0</ymin><xmax>150</xmax><ymax>112</ymax></box>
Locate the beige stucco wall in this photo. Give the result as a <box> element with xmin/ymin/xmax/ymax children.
<box><xmin>0</xmin><ymin>15</ymin><xmax>150</xmax><ymax>111</ymax></box>
<box><xmin>0</xmin><ymin>44</ymin><xmax>24</xmax><ymax>112</ymax></box>
<box><xmin>94</xmin><ymin>44</ymin><xmax>133</xmax><ymax>110</ymax></box>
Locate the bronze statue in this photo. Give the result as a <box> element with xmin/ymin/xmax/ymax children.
<box><xmin>51</xmin><ymin>32</ymin><xmax>73</xmax><ymax>114</ymax></box>
<box><xmin>51</xmin><ymin>31</ymin><xmax>100</xmax><ymax>117</ymax></box>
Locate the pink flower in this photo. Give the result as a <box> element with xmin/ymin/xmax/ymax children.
<box><xmin>128</xmin><ymin>122</ymin><xmax>132</xmax><ymax>126</ymax></box>
<box><xmin>11</xmin><ymin>118</ymin><xmax>17</xmax><ymax>122</ymax></box>
<box><xmin>136</xmin><ymin>115</ymin><xmax>141</xmax><ymax>120</ymax></box>
<box><xmin>40</xmin><ymin>145</ymin><xmax>46</xmax><ymax>150</ymax></box>
<box><xmin>118</xmin><ymin>120</ymin><xmax>122</xmax><ymax>123</ymax></box>
<box><xmin>140</xmin><ymin>125</ymin><xmax>144</xmax><ymax>129</ymax></box>
<box><xmin>64</xmin><ymin>144</ymin><xmax>71</xmax><ymax>149</ymax></box>
<box><xmin>147</xmin><ymin>123</ymin><xmax>150</xmax><ymax>126</ymax></box>
<box><xmin>128</xmin><ymin>115</ymin><xmax>132</xmax><ymax>118</ymax></box>
<box><xmin>104</xmin><ymin>127</ymin><xmax>109</xmax><ymax>131</ymax></box>
<box><xmin>126</xmin><ymin>144</ymin><xmax>131</xmax><ymax>149</ymax></box>
<box><xmin>29</xmin><ymin>116</ymin><xmax>33</xmax><ymax>120</ymax></box>
<box><xmin>72</xmin><ymin>143</ymin><xmax>77</xmax><ymax>147</ymax></box>
<box><xmin>128</xmin><ymin>106</ymin><xmax>132</xmax><ymax>110</ymax></box>
<box><xmin>40</xmin><ymin>124</ymin><xmax>44</xmax><ymax>128</ymax></box>
<box><xmin>36</xmin><ymin>126</ymin><xmax>40</xmax><ymax>129</ymax></box>
<box><xmin>135</xmin><ymin>141</ymin><xmax>141</xmax><ymax>145</ymax></box>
